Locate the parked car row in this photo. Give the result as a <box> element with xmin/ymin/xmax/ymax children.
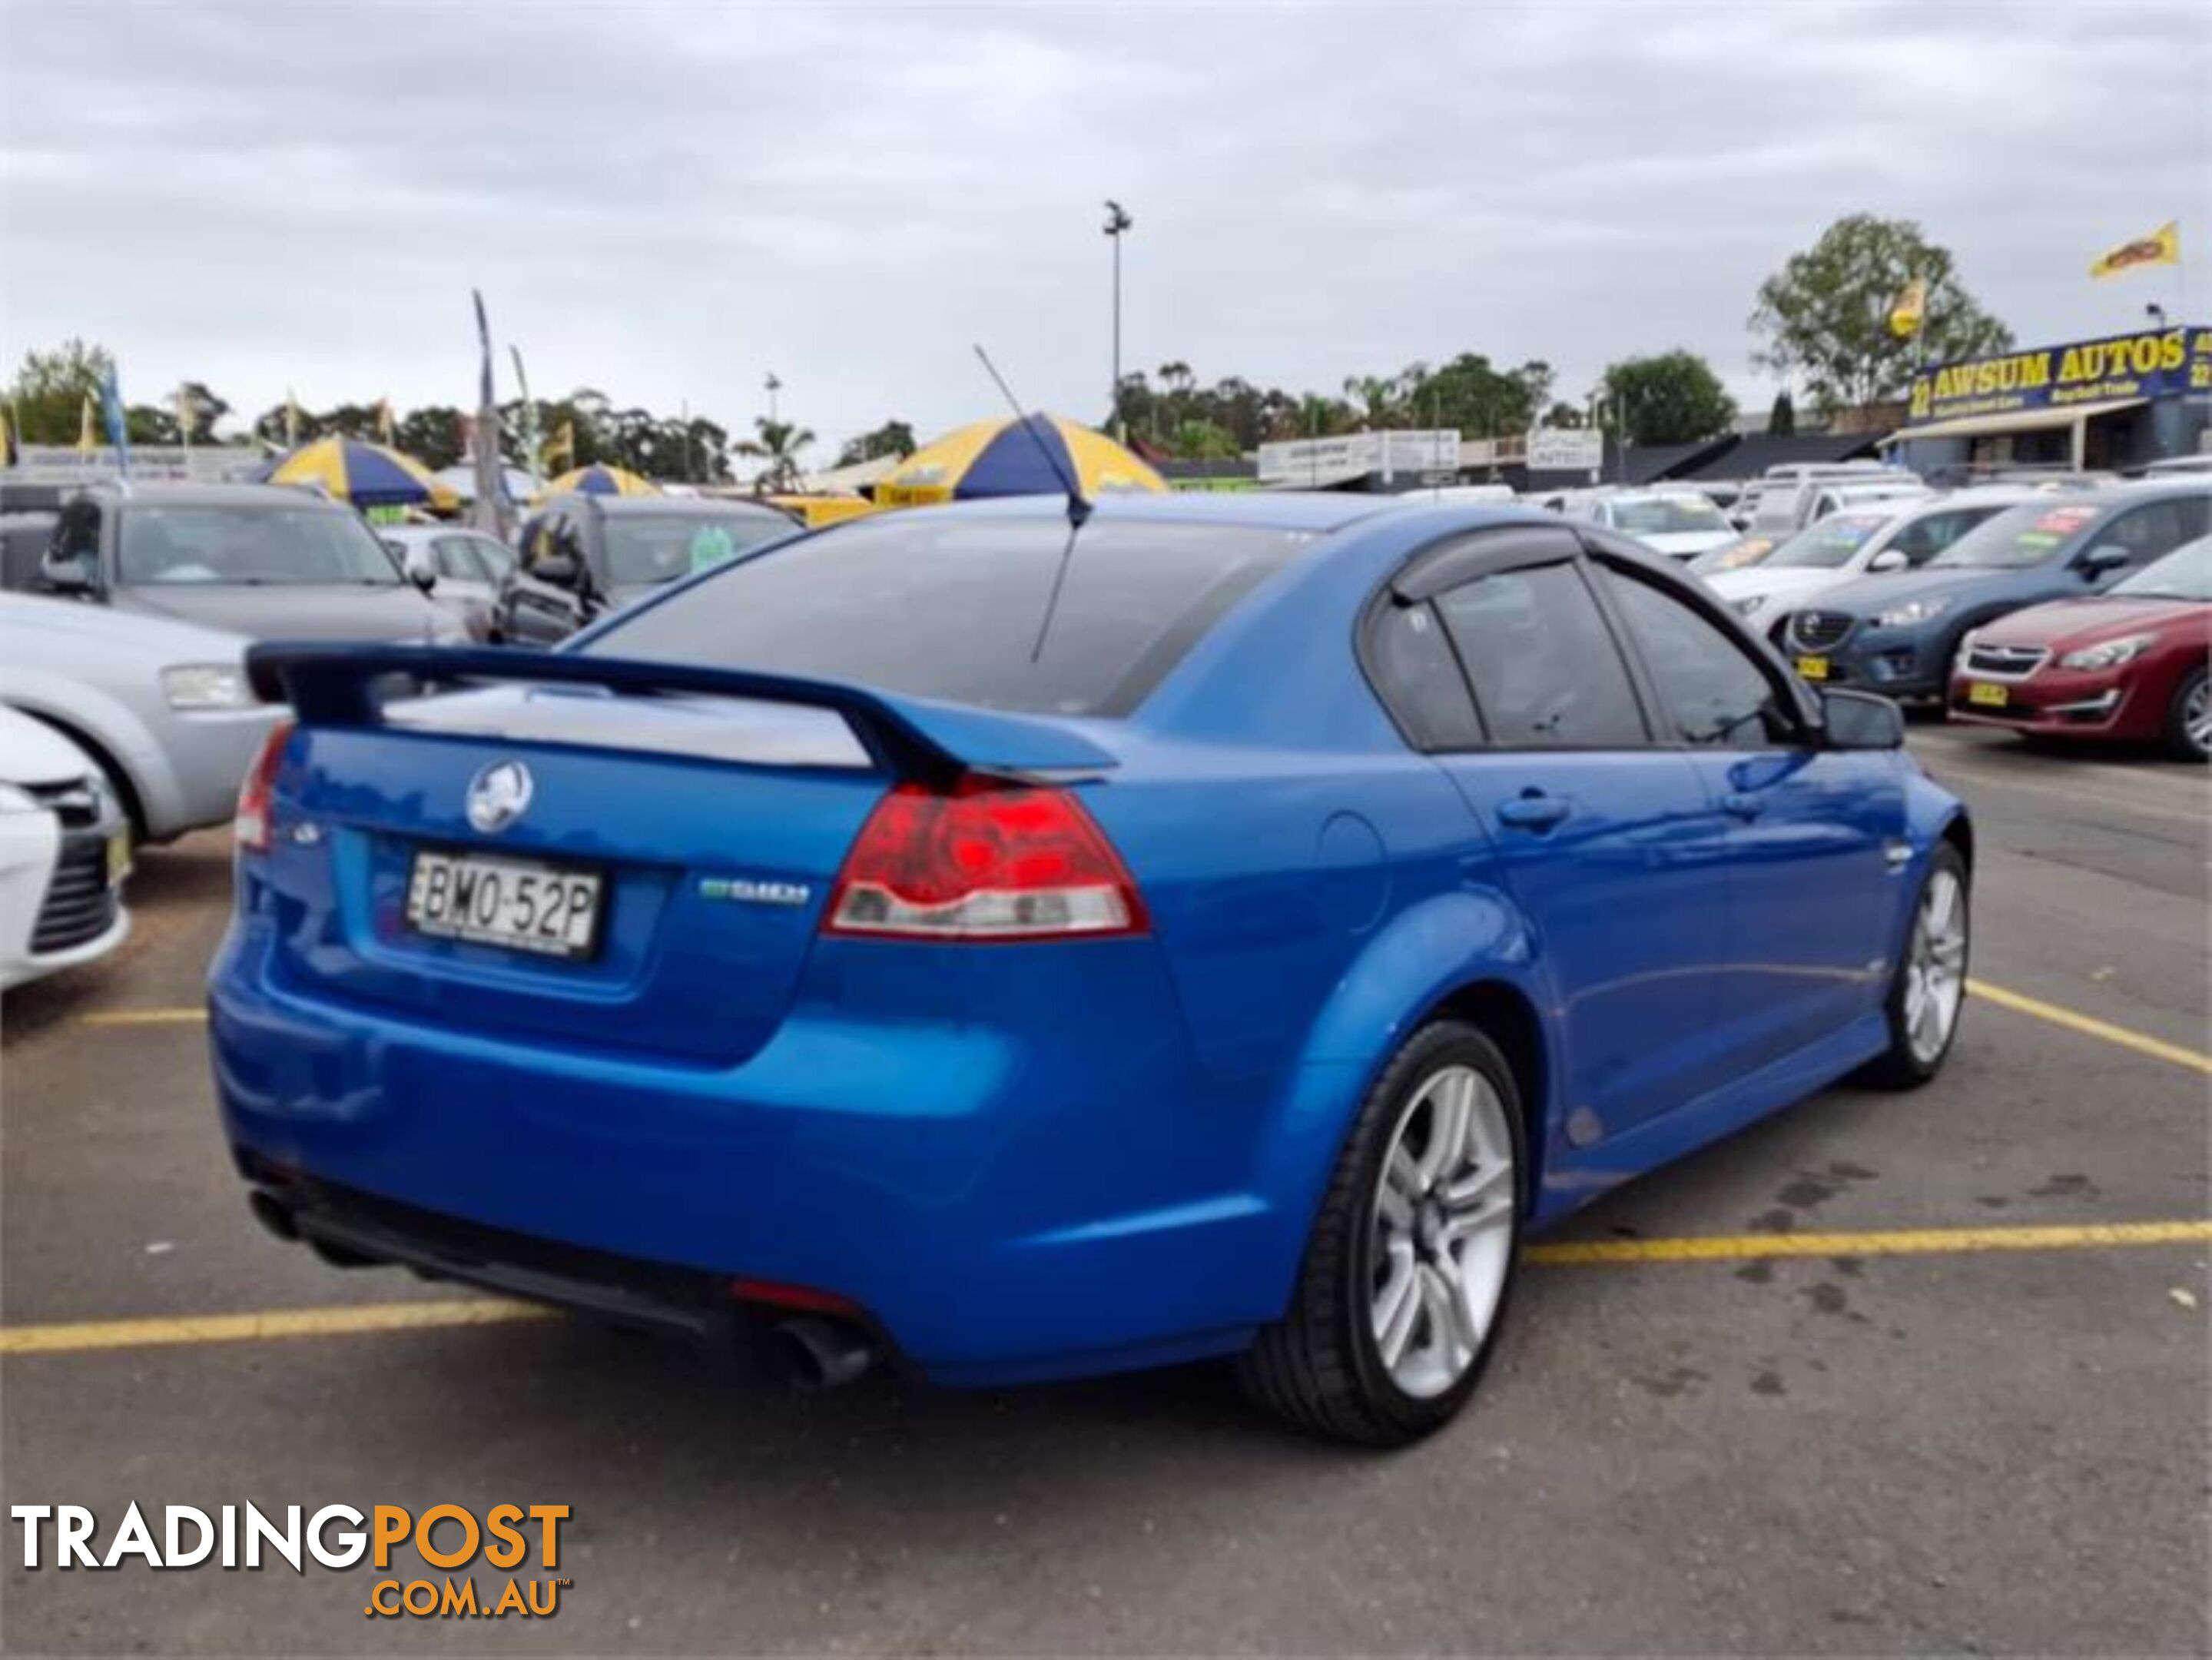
<box><xmin>1770</xmin><ymin>481</ymin><xmax>2210</xmax><ymax>758</ymax></box>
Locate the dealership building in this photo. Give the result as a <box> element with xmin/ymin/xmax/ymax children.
<box><xmin>1885</xmin><ymin>323</ymin><xmax>2210</xmax><ymax>475</ymax></box>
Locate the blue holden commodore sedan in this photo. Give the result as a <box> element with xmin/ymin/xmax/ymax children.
<box><xmin>211</xmin><ymin>493</ymin><xmax>1972</xmax><ymax>1445</ymax></box>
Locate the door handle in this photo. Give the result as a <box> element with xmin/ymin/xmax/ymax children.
<box><xmin>1497</xmin><ymin>793</ymin><xmax>1570</xmax><ymax>832</ymax></box>
<box><xmin>1720</xmin><ymin>791</ymin><xmax>1766</xmax><ymax>821</ymax></box>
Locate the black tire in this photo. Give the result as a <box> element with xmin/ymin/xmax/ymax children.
<box><xmin>1238</xmin><ymin>1021</ymin><xmax>1526</xmax><ymax>1447</ymax></box>
<box><xmin>1856</xmin><ymin>842</ymin><xmax>1970</xmax><ymax>1091</ymax></box>
<box><xmin>2164</xmin><ymin>665</ymin><xmax>2209</xmax><ymax>763</ymax></box>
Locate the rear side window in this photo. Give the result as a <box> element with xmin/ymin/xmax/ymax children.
<box><xmin>1889</xmin><ymin>506</ymin><xmax>1995</xmax><ymax>563</ymax></box>
<box><xmin>1365</xmin><ymin>600</ymin><xmax>1483</xmax><ymax>749</ymax></box>
<box><xmin>1434</xmin><ymin>564</ymin><xmax>1646</xmax><ymax>748</ymax></box>
<box><xmin>591</xmin><ymin>517</ymin><xmax>1309</xmax><ymax>717</ymax></box>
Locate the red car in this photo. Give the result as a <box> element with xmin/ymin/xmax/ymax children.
<box><xmin>1949</xmin><ymin>536</ymin><xmax>2210</xmax><ymax>759</ymax></box>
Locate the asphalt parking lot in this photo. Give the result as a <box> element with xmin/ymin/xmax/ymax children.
<box><xmin>2</xmin><ymin>725</ymin><xmax>2205</xmax><ymax>1657</ymax></box>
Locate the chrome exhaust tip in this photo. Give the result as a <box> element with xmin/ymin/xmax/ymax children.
<box><xmin>768</xmin><ymin>1316</ymin><xmax>876</xmax><ymax>1389</ymax></box>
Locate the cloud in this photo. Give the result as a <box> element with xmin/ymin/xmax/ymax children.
<box><xmin>2</xmin><ymin>0</ymin><xmax>2204</xmax><ymax>452</ymax></box>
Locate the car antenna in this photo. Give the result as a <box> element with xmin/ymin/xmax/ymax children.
<box><xmin>972</xmin><ymin>344</ymin><xmax>1092</xmax><ymax>664</ymax></box>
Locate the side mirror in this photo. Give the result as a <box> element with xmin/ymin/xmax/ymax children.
<box><xmin>2076</xmin><ymin>544</ymin><xmax>2129</xmax><ymax>579</ymax></box>
<box><xmin>1866</xmin><ymin>547</ymin><xmax>1909</xmax><ymax>574</ymax></box>
<box><xmin>402</xmin><ymin>547</ymin><xmax>438</xmax><ymax>593</ymax></box>
<box><xmin>38</xmin><ymin>548</ymin><xmax>98</xmax><ymax>596</ymax></box>
<box><xmin>1819</xmin><ymin>688</ymin><xmax>1905</xmax><ymax>751</ymax></box>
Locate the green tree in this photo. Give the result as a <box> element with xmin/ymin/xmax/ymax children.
<box><xmin>5</xmin><ymin>338</ymin><xmax>112</xmax><ymax>443</ymax></box>
<box><xmin>836</xmin><ymin>420</ymin><xmax>917</xmax><ymax>467</ymax></box>
<box><xmin>124</xmin><ymin>404</ymin><xmax>178</xmax><ymax>446</ymax></box>
<box><xmin>1541</xmin><ymin>401</ymin><xmax>1587</xmax><ymax>430</ymax></box>
<box><xmin>1165</xmin><ymin>418</ymin><xmax>1242</xmax><ymax>460</ymax></box>
<box><xmin>251</xmin><ymin>402</ymin><xmax>321</xmax><ymax>449</ymax></box>
<box><xmin>735</xmin><ymin>417</ymin><xmax>814</xmax><ymax>490</ymax></box>
<box><xmin>1767</xmin><ymin>389</ymin><xmax>1796</xmax><ymax>437</ymax></box>
<box><xmin>1401</xmin><ymin>354</ymin><xmax>1546</xmax><ymax>438</ymax></box>
<box><xmin>396</xmin><ymin>405</ymin><xmax>467</xmax><ymax>469</ymax></box>
<box><xmin>1750</xmin><ymin>214</ymin><xmax>2012</xmax><ymax>415</ymax></box>
<box><xmin>1596</xmin><ymin>350</ymin><xmax>1737</xmax><ymax>446</ymax></box>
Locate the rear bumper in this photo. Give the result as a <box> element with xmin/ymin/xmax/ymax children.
<box><xmin>208</xmin><ymin>919</ymin><xmax>1303</xmax><ymax>1385</ymax></box>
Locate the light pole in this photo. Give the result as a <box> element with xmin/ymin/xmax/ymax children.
<box><xmin>1103</xmin><ymin>200</ymin><xmax>1133</xmax><ymax>440</ymax></box>
<box><xmin>764</xmin><ymin>372</ymin><xmax>781</xmax><ymax>425</ymax></box>
<box><xmin>2146</xmin><ymin>302</ymin><xmax>2168</xmax><ymax>330</ymax></box>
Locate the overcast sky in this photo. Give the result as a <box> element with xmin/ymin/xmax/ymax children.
<box><xmin>3</xmin><ymin>1</ymin><xmax>2206</xmax><ymax>453</ymax></box>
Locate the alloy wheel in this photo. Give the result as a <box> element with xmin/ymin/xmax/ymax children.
<box><xmin>1903</xmin><ymin>867</ymin><xmax>1968</xmax><ymax>1064</ymax></box>
<box><xmin>2184</xmin><ymin>676</ymin><xmax>2210</xmax><ymax>759</ymax></box>
<box><xmin>1368</xmin><ymin>1064</ymin><xmax>1517</xmax><ymax>1399</ymax></box>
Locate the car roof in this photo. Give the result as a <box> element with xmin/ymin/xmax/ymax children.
<box><xmin>541</xmin><ymin>493</ymin><xmax>795</xmax><ymax>519</ymax></box>
<box><xmin>80</xmin><ymin>482</ymin><xmax>356</xmax><ymax>512</ymax></box>
<box><xmin>874</xmin><ymin>490</ymin><xmax>1403</xmax><ymax>536</ymax></box>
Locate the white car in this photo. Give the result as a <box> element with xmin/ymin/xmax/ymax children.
<box><xmin>1707</xmin><ymin>487</ymin><xmax>2045</xmax><ymax>639</ymax></box>
<box><xmin>0</xmin><ymin>706</ymin><xmax>131</xmax><ymax>991</ymax></box>
<box><xmin>1569</xmin><ymin>490</ymin><xmax>1738</xmax><ymax>559</ymax></box>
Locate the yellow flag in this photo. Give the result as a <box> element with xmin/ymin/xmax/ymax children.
<box><xmin>78</xmin><ymin>393</ymin><xmax>98</xmax><ymax>456</ymax></box>
<box><xmin>1887</xmin><ymin>277</ymin><xmax>1927</xmax><ymax>340</ymax></box>
<box><xmin>2090</xmin><ymin>221</ymin><xmax>2180</xmax><ymax>280</ymax></box>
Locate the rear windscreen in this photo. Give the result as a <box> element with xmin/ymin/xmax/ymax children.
<box><xmin>585</xmin><ymin>516</ymin><xmax>1311</xmax><ymax>716</ymax></box>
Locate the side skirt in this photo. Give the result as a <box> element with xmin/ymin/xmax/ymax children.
<box><xmin>1530</xmin><ymin>1011</ymin><xmax>1892</xmax><ymax>1226</ymax></box>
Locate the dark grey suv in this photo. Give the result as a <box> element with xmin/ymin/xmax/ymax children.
<box><xmin>497</xmin><ymin>494</ymin><xmax>796</xmax><ymax>646</ymax></box>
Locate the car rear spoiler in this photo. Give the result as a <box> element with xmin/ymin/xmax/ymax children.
<box><xmin>244</xmin><ymin>642</ymin><xmax>1119</xmax><ymax>785</ymax></box>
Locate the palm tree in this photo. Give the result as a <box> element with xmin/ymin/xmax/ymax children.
<box><xmin>735</xmin><ymin>417</ymin><xmax>815</xmax><ymax>491</ymax></box>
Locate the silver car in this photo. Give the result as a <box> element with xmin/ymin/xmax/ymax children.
<box><xmin>381</xmin><ymin>524</ymin><xmax>518</xmax><ymax>643</ymax></box>
<box><xmin>0</xmin><ymin>593</ymin><xmax>282</xmax><ymax>843</ymax></box>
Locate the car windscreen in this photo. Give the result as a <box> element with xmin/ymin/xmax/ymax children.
<box><xmin>601</xmin><ymin>512</ymin><xmax>792</xmax><ymax>587</ymax></box>
<box><xmin>118</xmin><ymin>505</ymin><xmax>402</xmax><ymax>586</ymax></box>
<box><xmin>1928</xmin><ymin>500</ymin><xmax>2102</xmax><ymax>570</ymax></box>
<box><xmin>2111</xmin><ymin>536</ymin><xmax>2212</xmax><ymax>601</ymax></box>
<box><xmin>1610</xmin><ymin>496</ymin><xmax>1726</xmax><ymax>535</ymax></box>
<box><xmin>1763</xmin><ymin>512</ymin><xmax>1889</xmax><ymax>570</ymax></box>
<box><xmin>587</xmin><ymin>517</ymin><xmax>1312</xmax><ymax>717</ymax></box>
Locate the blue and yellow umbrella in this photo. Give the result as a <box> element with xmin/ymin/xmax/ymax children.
<box><xmin>539</xmin><ymin>463</ymin><xmax>659</xmax><ymax>501</ymax></box>
<box><xmin>874</xmin><ymin>414</ymin><xmax>1166</xmax><ymax>508</ymax></box>
<box><xmin>264</xmin><ymin>438</ymin><xmax>459</xmax><ymax>511</ymax></box>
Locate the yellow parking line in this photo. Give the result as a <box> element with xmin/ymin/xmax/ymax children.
<box><xmin>0</xmin><ymin>1299</ymin><xmax>551</xmax><ymax>1356</ymax></box>
<box><xmin>1968</xmin><ymin>978</ymin><xmax>2211</xmax><ymax>1075</ymax></box>
<box><xmin>79</xmin><ymin>1007</ymin><xmax>206</xmax><ymax>1027</ymax></box>
<box><xmin>3</xmin><ymin>1222</ymin><xmax>2206</xmax><ymax>1357</ymax></box>
<box><xmin>1527</xmin><ymin>1219</ymin><xmax>2212</xmax><ymax>1266</ymax></box>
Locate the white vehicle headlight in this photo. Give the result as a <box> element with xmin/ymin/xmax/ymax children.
<box><xmin>2058</xmin><ymin>632</ymin><xmax>2156</xmax><ymax>672</ymax></box>
<box><xmin>1875</xmin><ymin>596</ymin><xmax>1953</xmax><ymax>628</ymax></box>
<box><xmin>161</xmin><ymin>663</ymin><xmax>254</xmax><ymax>710</ymax></box>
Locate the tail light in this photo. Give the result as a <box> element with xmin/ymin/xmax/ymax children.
<box><xmin>234</xmin><ymin>719</ymin><xmax>296</xmax><ymax>853</ymax></box>
<box><xmin>824</xmin><ymin>774</ymin><xmax>1148</xmax><ymax>941</ymax></box>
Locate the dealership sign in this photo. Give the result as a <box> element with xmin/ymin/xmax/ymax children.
<box><xmin>1904</xmin><ymin>324</ymin><xmax>2212</xmax><ymax>426</ymax></box>
<box><xmin>1522</xmin><ymin>427</ymin><xmax>1603</xmax><ymax>472</ymax></box>
<box><xmin>5</xmin><ymin>444</ymin><xmax>260</xmax><ymax>485</ymax></box>
<box><xmin>1255</xmin><ymin>430</ymin><xmax>1459</xmax><ymax>486</ymax></box>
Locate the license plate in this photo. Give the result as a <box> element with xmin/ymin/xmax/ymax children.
<box><xmin>104</xmin><ymin>832</ymin><xmax>132</xmax><ymax>886</ymax></box>
<box><xmin>1967</xmin><ymin>680</ymin><xmax>2008</xmax><ymax>707</ymax></box>
<box><xmin>1795</xmin><ymin>654</ymin><xmax>1830</xmax><ymax>681</ymax></box>
<box><xmin>404</xmin><ymin>848</ymin><xmax>603</xmax><ymax>960</ymax></box>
